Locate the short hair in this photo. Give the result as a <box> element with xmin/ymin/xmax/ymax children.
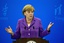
<box><xmin>22</xmin><ymin>4</ymin><xmax>35</xmax><ymax>14</ymax></box>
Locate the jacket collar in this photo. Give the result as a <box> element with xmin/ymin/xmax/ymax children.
<box><xmin>23</xmin><ymin>16</ymin><xmax>35</xmax><ymax>27</ymax></box>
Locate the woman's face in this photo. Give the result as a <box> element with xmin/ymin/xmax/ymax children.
<box><xmin>24</xmin><ymin>10</ymin><xmax>34</xmax><ymax>20</ymax></box>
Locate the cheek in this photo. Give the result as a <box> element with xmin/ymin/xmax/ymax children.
<box><xmin>26</xmin><ymin>14</ymin><xmax>29</xmax><ymax>17</ymax></box>
<box><xmin>25</xmin><ymin>13</ymin><xmax>28</xmax><ymax>16</ymax></box>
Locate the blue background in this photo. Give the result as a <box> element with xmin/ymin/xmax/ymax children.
<box><xmin>0</xmin><ymin>0</ymin><xmax>64</xmax><ymax>43</ymax></box>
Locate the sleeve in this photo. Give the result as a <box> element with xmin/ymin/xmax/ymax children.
<box><xmin>11</xmin><ymin>20</ymin><xmax>21</xmax><ymax>39</ymax></box>
<box><xmin>39</xmin><ymin>19</ymin><xmax>50</xmax><ymax>38</ymax></box>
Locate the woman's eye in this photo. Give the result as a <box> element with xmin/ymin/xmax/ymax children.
<box><xmin>28</xmin><ymin>11</ymin><xmax>30</xmax><ymax>13</ymax></box>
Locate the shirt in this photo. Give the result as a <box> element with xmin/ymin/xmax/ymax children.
<box><xmin>11</xmin><ymin>17</ymin><xmax>50</xmax><ymax>39</ymax></box>
<box><xmin>28</xmin><ymin>24</ymin><xmax>30</xmax><ymax>27</ymax></box>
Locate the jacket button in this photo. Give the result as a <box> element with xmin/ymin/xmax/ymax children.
<box><xmin>28</xmin><ymin>33</ymin><xmax>30</xmax><ymax>35</ymax></box>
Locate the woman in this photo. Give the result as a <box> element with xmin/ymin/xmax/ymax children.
<box><xmin>5</xmin><ymin>4</ymin><xmax>54</xmax><ymax>39</ymax></box>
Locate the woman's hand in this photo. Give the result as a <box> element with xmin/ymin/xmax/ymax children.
<box><xmin>5</xmin><ymin>26</ymin><xmax>14</xmax><ymax>35</ymax></box>
<box><xmin>47</xmin><ymin>22</ymin><xmax>54</xmax><ymax>31</ymax></box>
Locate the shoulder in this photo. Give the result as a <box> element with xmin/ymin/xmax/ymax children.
<box><xmin>34</xmin><ymin>17</ymin><xmax>41</xmax><ymax>22</ymax></box>
<box><xmin>17</xmin><ymin>18</ymin><xmax>24</xmax><ymax>23</ymax></box>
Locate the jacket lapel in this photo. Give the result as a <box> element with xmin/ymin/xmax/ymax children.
<box><xmin>29</xmin><ymin>18</ymin><xmax>35</xmax><ymax>28</ymax></box>
<box><xmin>22</xmin><ymin>18</ymin><xmax>28</xmax><ymax>27</ymax></box>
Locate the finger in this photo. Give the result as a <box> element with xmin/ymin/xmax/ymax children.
<box><xmin>50</xmin><ymin>22</ymin><xmax>54</xmax><ymax>24</ymax></box>
<box><xmin>48</xmin><ymin>22</ymin><xmax>52</xmax><ymax>25</ymax></box>
<box><xmin>52</xmin><ymin>23</ymin><xmax>54</xmax><ymax>25</ymax></box>
<box><xmin>8</xmin><ymin>26</ymin><xmax>11</xmax><ymax>29</ymax></box>
<box><xmin>5</xmin><ymin>28</ymin><xmax>8</xmax><ymax>31</ymax></box>
<box><xmin>49</xmin><ymin>22</ymin><xmax>52</xmax><ymax>24</ymax></box>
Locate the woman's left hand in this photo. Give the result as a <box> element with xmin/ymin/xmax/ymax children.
<box><xmin>47</xmin><ymin>22</ymin><xmax>54</xmax><ymax>31</ymax></box>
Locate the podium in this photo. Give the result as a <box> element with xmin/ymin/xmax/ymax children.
<box><xmin>13</xmin><ymin>38</ymin><xmax>49</xmax><ymax>43</ymax></box>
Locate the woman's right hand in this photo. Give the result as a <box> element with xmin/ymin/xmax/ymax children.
<box><xmin>5</xmin><ymin>26</ymin><xmax>14</xmax><ymax>35</ymax></box>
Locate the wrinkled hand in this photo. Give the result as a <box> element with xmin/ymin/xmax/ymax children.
<box><xmin>47</xmin><ymin>22</ymin><xmax>54</xmax><ymax>31</ymax></box>
<box><xmin>5</xmin><ymin>26</ymin><xmax>13</xmax><ymax>34</ymax></box>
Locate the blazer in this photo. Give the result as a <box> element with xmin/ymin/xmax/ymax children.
<box><xmin>11</xmin><ymin>17</ymin><xmax>50</xmax><ymax>39</ymax></box>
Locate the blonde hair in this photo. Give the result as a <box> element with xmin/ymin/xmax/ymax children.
<box><xmin>22</xmin><ymin>4</ymin><xmax>35</xmax><ymax>14</ymax></box>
